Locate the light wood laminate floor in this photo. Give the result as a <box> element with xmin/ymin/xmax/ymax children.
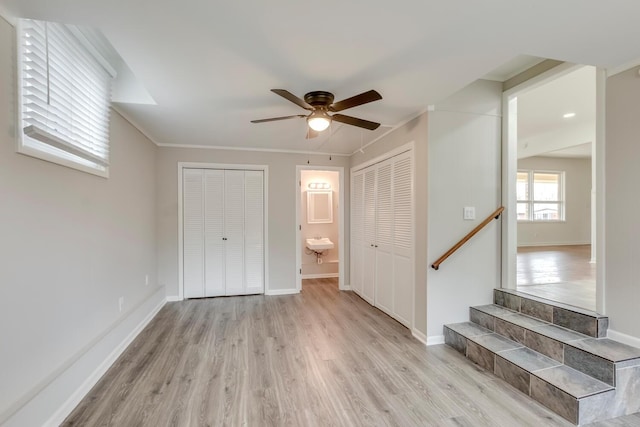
<box><xmin>64</xmin><ymin>279</ymin><xmax>639</xmax><ymax>426</ymax></box>
<box><xmin>517</xmin><ymin>245</ymin><xmax>596</xmax><ymax>311</ymax></box>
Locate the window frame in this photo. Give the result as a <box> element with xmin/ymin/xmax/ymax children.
<box><xmin>16</xmin><ymin>19</ymin><xmax>113</xmax><ymax>178</ymax></box>
<box><xmin>516</xmin><ymin>169</ymin><xmax>565</xmax><ymax>223</ymax></box>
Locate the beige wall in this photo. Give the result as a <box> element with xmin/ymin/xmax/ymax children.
<box><xmin>605</xmin><ymin>67</ymin><xmax>640</xmax><ymax>341</ymax></box>
<box><xmin>301</xmin><ymin>170</ymin><xmax>339</xmax><ymax>276</ymax></box>
<box><xmin>0</xmin><ymin>16</ymin><xmax>160</xmax><ymax>424</ymax></box>
<box><xmin>157</xmin><ymin>148</ymin><xmax>349</xmax><ymax>295</ymax></box>
<box><xmin>427</xmin><ymin>79</ymin><xmax>502</xmax><ymax>339</ymax></box>
<box><xmin>517</xmin><ymin>156</ymin><xmax>591</xmax><ymax>246</ymax></box>
<box><xmin>351</xmin><ymin>113</ymin><xmax>429</xmax><ymax>335</ymax></box>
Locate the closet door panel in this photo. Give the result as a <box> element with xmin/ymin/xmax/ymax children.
<box><xmin>244</xmin><ymin>170</ymin><xmax>264</xmax><ymax>294</ymax></box>
<box><xmin>224</xmin><ymin>170</ymin><xmax>245</xmax><ymax>295</ymax></box>
<box><xmin>374</xmin><ymin>160</ymin><xmax>394</xmax><ymax>314</ymax></box>
<box><xmin>204</xmin><ymin>170</ymin><xmax>225</xmax><ymax>297</ymax></box>
<box><xmin>183</xmin><ymin>169</ymin><xmax>205</xmax><ymax>298</ymax></box>
<box><xmin>362</xmin><ymin>168</ymin><xmax>377</xmax><ymax>304</ymax></box>
<box><xmin>350</xmin><ymin>172</ymin><xmax>364</xmax><ymax>296</ymax></box>
<box><xmin>392</xmin><ymin>153</ymin><xmax>413</xmax><ymax>325</ymax></box>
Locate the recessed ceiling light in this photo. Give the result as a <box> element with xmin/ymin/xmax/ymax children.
<box><xmin>563</xmin><ymin>112</ymin><xmax>576</xmax><ymax>119</ymax></box>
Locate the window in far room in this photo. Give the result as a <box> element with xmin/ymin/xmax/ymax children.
<box><xmin>517</xmin><ymin>170</ymin><xmax>564</xmax><ymax>222</ymax></box>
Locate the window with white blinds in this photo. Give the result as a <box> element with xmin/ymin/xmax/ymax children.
<box><xmin>17</xmin><ymin>19</ymin><xmax>113</xmax><ymax>175</ymax></box>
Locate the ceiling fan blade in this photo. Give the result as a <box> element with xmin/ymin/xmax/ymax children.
<box><xmin>251</xmin><ymin>115</ymin><xmax>306</xmax><ymax>123</ymax></box>
<box><xmin>329</xmin><ymin>90</ymin><xmax>382</xmax><ymax>112</ymax></box>
<box><xmin>306</xmin><ymin>128</ymin><xmax>319</xmax><ymax>139</ymax></box>
<box><xmin>331</xmin><ymin>114</ymin><xmax>380</xmax><ymax>130</ymax></box>
<box><xmin>271</xmin><ymin>89</ymin><xmax>313</xmax><ymax>110</ymax></box>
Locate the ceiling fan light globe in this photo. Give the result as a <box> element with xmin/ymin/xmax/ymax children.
<box><xmin>307</xmin><ymin>115</ymin><xmax>331</xmax><ymax>132</ymax></box>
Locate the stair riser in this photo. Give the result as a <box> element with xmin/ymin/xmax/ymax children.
<box><xmin>494</xmin><ymin>289</ymin><xmax>607</xmax><ymax>338</ymax></box>
<box><xmin>470</xmin><ymin>307</ymin><xmax>617</xmax><ymax>386</ymax></box>
<box><xmin>444</xmin><ymin>327</ymin><xmax>616</xmax><ymax>425</ymax></box>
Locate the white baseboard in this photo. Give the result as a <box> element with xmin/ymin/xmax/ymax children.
<box><xmin>265</xmin><ymin>288</ymin><xmax>300</xmax><ymax>296</ymax></box>
<box><xmin>412</xmin><ymin>329</ymin><xmax>428</xmax><ymax>345</ymax></box>
<box><xmin>607</xmin><ymin>329</ymin><xmax>640</xmax><ymax>349</ymax></box>
<box><xmin>1</xmin><ymin>288</ymin><xmax>166</xmax><ymax>427</ymax></box>
<box><xmin>301</xmin><ymin>273</ymin><xmax>339</xmax><ymax>279</ymax></box>
<box><xmin>427</xmin><ymin>335</ymin><xmax>445</xmax><ymax>346</ymax></box>
<box><xmin>517</xmin><ymin>241</ymin><xmax>590</xmax><ymax>248</ymax></box>
<box><xmin>166</xmin><ymin>295</ymin><xmax>183</xmax><ymax>302</ymax></box>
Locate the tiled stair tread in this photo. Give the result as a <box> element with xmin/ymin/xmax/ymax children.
<box><xmin>467</xmin><ymin>333</ymin><xmax>524</xmax><ymax>353</ymax></box>
<box><xmin>567</xmin><ymin>338</ymin><xmax>640</xmax><ymax>363</ymax></box>
<box><xmin>473</xmin><ymin>304</ymin><xmax>550</xmax><ymax>328</ymax></box>
<box><xmin>472</xmin><ymin>304</ymin><xmax>518</xmax><ymax>317</ymax></box>
<box><xmin>530</xmin><ymin>324</ymin><xmax>591</xmax><ymax>344</ymax></box>
<box><xmin>444</xmin><ymin>322</ymin><xmax>493</xmax><ymax>337</ymax></box>
<box><xmin>497</xmin><ymin>347</ymin><xmax>562</xmax><ymax>372</ymax></box>
<box><xmin>532</xmin><ymin>365</ymin><xmax>614</xmax><ymax>399</ymax></box>
<box><xmin>496</xmin><ymin>288</ymin><xmax>606</xmax><ymax>319</ymax></box>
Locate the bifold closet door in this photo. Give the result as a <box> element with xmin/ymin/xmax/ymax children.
<box><xmin>183</xmin><ymin>168</ymin><xmax>265</xmax><ymax>298</ymax></box>
<box><xmin>362</xmin><ymin>168</ymin><xmax>377</xmax><ymax>304</ymax></box>
<box><xmin>350</xmin><ymin>172</ymin><xmax>364</xmax><ymax>296</ymax></box>
<box><xmin>374</xmin><ymin>159</ymin><xmax>394</xmax><ymax>315</ymax></box>
<box><xmin>183</xmin><ymin>169</ymin><xmax>205</xmax><ymax>298</ymax></box>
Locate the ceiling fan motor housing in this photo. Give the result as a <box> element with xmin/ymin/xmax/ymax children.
<box><xmin>304</xmin><ymin>91</ymin><xmax>334</xmax><ymax>108</ymax></box>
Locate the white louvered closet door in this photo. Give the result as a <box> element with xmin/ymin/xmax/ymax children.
<box><xmin>244</xmin><ymin>170</ymin><xmax>264</xmax><ymax>294</ymax></box>
<box><xmin>224</xmin><ymin>170</ymin><xmax>245</xmax><ymax>296</ymax></box>
<box><xmin>350</xmin><ymin>172</ymin><xmax>365</xmax><ymax>296</ymax></box>
<box><xmin>362</xmin><ymin>168</ymin><xmax>377</xmax><ymax>304</ymax></box>
<box><xmin>374</xmin><ymin>159</ymin><xmax>394</xmax><ymax>315</ymax></box>
<box><xmin>392</xmin><ymin>152</ymin><xmax>413</xmax><ymax>326</ymax></box>
<box><xmin>204</xmin><ymin>170</ymin><xmax>225</xmax><ymax>297</ymax></box>
<box><xmin>183</xmin><ymin>169</ymin><xmax>205</xmax><ymax>298</ymax></box>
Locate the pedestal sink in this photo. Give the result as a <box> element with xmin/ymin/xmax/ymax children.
<box><xmin>306</xmin><ymin>237</ymin><xmax>334</xmax><ymax>251</ymax></box>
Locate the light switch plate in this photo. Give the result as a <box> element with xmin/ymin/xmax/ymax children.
<box><xmin>463</xmin><ymin>206</ymin><xmax>475</xmax><ymax>220</ymax></box>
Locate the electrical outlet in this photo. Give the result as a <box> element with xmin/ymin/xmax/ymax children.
<box><xmin>145</xmin><ymin>274</ymin><xmax>149</xmax><ymax>286</ymax></box>
<box><xmin>118</xmin><ymin>297</ymin><xmax>124</xmax><ymax>312</ymax></box>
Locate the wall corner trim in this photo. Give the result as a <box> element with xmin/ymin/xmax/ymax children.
<box><xmin>411</xmin><ymin>329</ymin><xmax>428</xmax><ymax>345</ymax></box>
<box><xmin>426</xmin><ymin>334</ymin><xmax>445</xmax><ymax>346</ymax></box>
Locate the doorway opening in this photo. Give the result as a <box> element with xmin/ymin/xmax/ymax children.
<box><xmin>503</xmin><ymin>64</ymin><xmax>604</xmax><ymax>312</ymax></box>
<box><xmin>296</xmin><ymin>166</ymin><xmax>345</xmax><ymax>292</ymax></box>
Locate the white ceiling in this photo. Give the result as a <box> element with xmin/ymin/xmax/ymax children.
<box><xmin>518</xmin><ymin>66</ymin><xmax>596</xmax><ymax>159</ymax></box>
<box><xmin>2</xmin><ymin>0</ymin><xmax>639</xmax><ymax>155</ymax></box>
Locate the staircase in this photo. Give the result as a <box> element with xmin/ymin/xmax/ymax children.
<box><xmin>444</xmin><ymin>288</ymin><xmax>640</xmax><ymax>425</ymax></box>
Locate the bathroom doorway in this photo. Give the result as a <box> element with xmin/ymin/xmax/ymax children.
<box><xmin>295</xmin><ymin>166</ymin><xmax>345</xmax><ymax>292</ymax></box>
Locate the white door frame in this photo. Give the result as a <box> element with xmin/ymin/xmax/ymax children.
<box><xmin>177</xmin><ymin>162</ymin><xmax>269</xmax><ymax>301</ymax></box>
<box><xmin>501</xmin><ymin>64</ymin><xmax>606</xmax><ymax>313</ymax></box>
<box><xmin>295</xmin><ymin>165</ymin><xmax>346</xmax><ymax>292</ymax></box>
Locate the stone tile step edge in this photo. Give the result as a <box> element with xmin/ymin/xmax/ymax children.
<box><xmin>493</xmin><ymin>288</ymin><xmax>608</xmax><ymax>338</ymax></box>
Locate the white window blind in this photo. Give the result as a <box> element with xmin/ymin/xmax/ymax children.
<box><xmin>19</xmin><ymin>19</ymin><xmax>113</xmax><ymax>170</ymax></box>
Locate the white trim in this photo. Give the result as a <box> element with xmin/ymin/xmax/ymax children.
<box><xmin>177</xmin><ymin>162</ymin><xmax>269</xmax><ymax>300</ymax></box>
<box><xmin>1</xmin><ymin>288</ymin><xmax>165</xmax><ymax>427</ymax></box>
<box><xmin>350</xmin><ymin>141</ymin><xmax>414</xmax><ymax>172</ymax></box>
<box><xmin>301</xmin><ymin>273</ymin><xmax>339</xmax><ymax>279</ymax></box>
<box><xmin>295</xmin><ymin>166</ymin><xmax>346</xmax><ymax>292</ymax></box>
<box><xmin>166</xmin><ymin>296</ymin><xmax>183</xmax><ymax>302</ymax></box>
<box><xmin>349</xmin><ymin>108</ymin><xmax>428</xmax><ymax>156</ymax></box>
<box><xmin>111</xmin><ymin>106</ymin><xmax>162</xmax><ymax>146</ymax></box>
<box><xmin>517</xmin><ymin>241</ymin><xmax>591</xmax><ymax>247</ymax></box>
<box><xmin>426</xmin><ymin>335</ymin><xmax>445</xmax><ymax>346</ymax></box>
<box><xmin>160</xmin><ymin>142</ymin><xmax>349</xmax><ymax>157</ymax></box>
<box><xmin>265</xmin><ymin>289</ymin><xmax>300</xmax><ymax>296</ymax></box>
<box><xmin>607</xmin><ymin>329</ymin><xmax>640</xmax><ymax>349</ymax></box>
<box><xmin>411</xmin><ymin>329</ymin><xmax>428</xmax><ymax>345</ymax></box>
